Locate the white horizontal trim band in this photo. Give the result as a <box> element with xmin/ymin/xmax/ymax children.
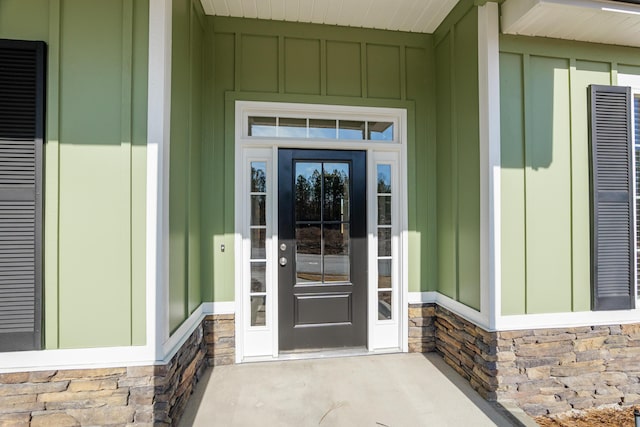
<box><xmin>407</xmin><ymin>292</ymin><xmax>640</xmax><ymax>332</ymax></box>
<box><xmin>0</xmin><ymin>302</ymin><xmax>235</xmax><ymax>373</ymax></box>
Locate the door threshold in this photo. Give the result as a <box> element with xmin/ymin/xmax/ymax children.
<box><xmin>276</xmin><ymin>346</ymin><xmax>399</xmax><ymax>361</ymax></box>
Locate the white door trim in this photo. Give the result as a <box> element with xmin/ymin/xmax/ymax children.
<box><xmin>234</xmin><ymin>101</ymin><xmax>409</xmax><ymax>362</ymax></box>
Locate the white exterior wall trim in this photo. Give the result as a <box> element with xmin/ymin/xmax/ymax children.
<box><xmin>0</xmin><ymin>302</ymin><xmax>235</xmax><ymax>373</ymax></box>
<box><xmin>478</xmin><ymin>2</ymin><xmax>502</xmax><ymax>331</ymax></box>
<box><xmin>408</xmin><ymin>292</ymin><xmax>640</xmax><ymax>332</ymax></box>
<box><xmin>407</xmin><ymin>292</ymin><xmax>488</xmax><ymax>329</ymax></box>
<box><xmin>146</xmin><ymin>0</ymin><xmax>172</xmax><ymax>361</ymax></box>
<box><xmin>234</xmin><ymin>101</ymin><xmax>409</xmax><ymax>362</ymax></box>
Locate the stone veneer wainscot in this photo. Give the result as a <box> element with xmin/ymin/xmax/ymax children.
<box><xmin>409</xmin><ymin>302</ymin><xmax>640</xmax><ymax>416</ymax></box>
<box><xmin>0</xmin><ymin>313</ymin><xmax>234</xmax><ymax>426</ymax></box>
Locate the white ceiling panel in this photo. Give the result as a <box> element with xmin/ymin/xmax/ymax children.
<box><xmin>284</xmin><ymin>0</ymin><xmax>300</xmax><ymax>21</ymax></box>
<box><xmin>241</xmin><ymin>0</ymin><xmax>259</xmax><ymax>18</ymax></box>
<box><xmin>310</xmin><ymin>0</ymin><xmax>329</xmax><ymax>24</ymax></box>
<box><xmin>298</xmin><ymin>0</ymin><xmax>315</xmax><ymax>22</ymax></box>
<box><xmin>271</xmin><ymin>0</ymin><xmax>286</xmax><ymax>21</ymax></box>
<box><xmin>502</xmin><ymin>0</ymin><xmax>640</xmax><ymax>48</ymax></box>
<box><xmin>256</xmin><ymin>0</ymin><xmax>272</xmax><ymax>19</ymax></box>
<box><xmin>201</xmin><ymin>0</ymin><xmax>460</xmax><ymax>33</ymax></box>
<box><xmin>226</xmin><ymin>0</ymin><xmax>244</xmax><ymax>17</ymax></box>
<box><xmin>323</xmin><ymin>0</ymin><xmax>344</xmax><ymax>24</ymax></box>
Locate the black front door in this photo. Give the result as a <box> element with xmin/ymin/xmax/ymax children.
<box><xmin>278</xmin><ymin>149</ymin><xmax>367</xmax><ymax>351</ymax></box>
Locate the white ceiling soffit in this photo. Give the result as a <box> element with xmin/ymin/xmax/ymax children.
<box><xmin>200</xmin><ymin>0</ymin><xmax>460</xmax><ymax>34</ymax></box>
<box><xmin>502</xmin><ymin>0</ymin><xmax>640</xmax><ymax>48</ymax></box>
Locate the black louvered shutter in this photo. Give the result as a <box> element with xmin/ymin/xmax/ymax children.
<box><xmin>589</xmin><ymin>85</ymin><xmax>635</xmax><ymax>311</ymax></box>
<box><xmin>0</xmin><ymin>39</ymin><xmax>45</xmax><ymax>350</ymax></box>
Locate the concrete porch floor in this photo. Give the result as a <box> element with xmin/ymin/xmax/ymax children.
<box><xmin>179</xmin><ymin>353</ymin><xmax>538</xmax><ymax>426</ymax></box>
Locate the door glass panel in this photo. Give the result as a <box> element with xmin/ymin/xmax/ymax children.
<box><xmin>251</xmin><ymin>228</ymin><xmax>266</xmax><ymax>259</ymax></box>
<box><xmin>378</xmin><ymin>196</ymin><xmax>391</xmax><ymax>225</ymax></box>
<box><xmin>338</xmin><ymin>120</ymin><xmax>365</xmax><ymax>140</ymax></box>
<box><xmin>251</xmin><ymin>296</ymin><xmax>266</xmax><ymax>326</ymax></box>
<box><xmin>378</xmin><ymin>291</ymin><xmax>392</xmax><ymax>320</ymax></box>
<box><xmin>248</xmin><ymin>117</ymin><xmax>276</xmax><ymax>137</ymax></box>
<box><xmin>279</xmin><ymin>117</ymin><xmax>307</xmax><ymax>138</ymax></box>
<box><xmin>295</xmin><ymin>162</ymin><xmax>321</xmax><ymax>221</ymax></box>
<box><xmin>378</xmin><ymin>259</ymin><xmax>391</xmax><ymax>289</ymax></box>
<box><xmin>296</xmin><ymin>224</ymin><xmax>322</xmax><ymax>283</ymax></box>
<box><xmin>324</xmin><ymin>223</ymin><xmax>350</xmax><ymax>282</ymax></box>
<box><xmin>251</xmin><ymin>162</ymin><xmax>267</xmax><ymax>192</ymax></box>
<box><xmin>378</xmin><ymin>228</ymin><xmax>391</xmax><ymax>257</ymax></box>
<box><xmin>368</xmin><ymin>122</ymin><xmax>394</xmax><ymax>141</ymax></box>
<box><xmin>309</xmin><ymin>119</ymin><xmax>336</xmax><ymax>139</ymax></box>
<box><xmin>251</xmin><ymin>195</ymin><xmax>266</xmax><ymax>226</ymax></box>
<box><xmin>323</xmin><ymin>163</ymin><xmax>350</xmax><ymax>222</ymax></box>
<box><xmin>250</xmin><ymin>262</ymin><xmax>266</xmax><ymax>292</ymax></box>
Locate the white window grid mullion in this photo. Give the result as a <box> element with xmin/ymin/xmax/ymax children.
<box><xmin>247</xmin><ymin>157</ymin><xmax>270</xmax><ymax>331</ymax></box>
<box><xmin>376</xmin><ymin>160</ymin><xmax>394</xmax><ymax>323</ymax></box>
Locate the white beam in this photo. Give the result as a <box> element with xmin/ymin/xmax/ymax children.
<box><xmin>147</xmin><ymin>0</ymin><xmax>173</xmax><ymax>360</ymax></box>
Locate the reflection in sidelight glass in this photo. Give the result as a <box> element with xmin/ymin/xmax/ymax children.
<box><xmin>251</xmin><ymin>228</ymin><xmax>266</xmax><ymax>259</ymax></box>
<box><xmin>251</xmin><ymin>195</ymin><xmax>266</xmax><ymax>226</ymax></box>
<box><xmin>250</xmin><ymin>262</ymin><xmax>266</xmax><ymax>293</ymax></box>
<box><xmin>378</xmin><ymin>228</ymin><xmax>391</xmax><ymax>257</ymax></box>
<box><xmin>279</xmin><ymin>117</ymin><xmax>307</xmax><ymax>138</ymax></box>
<box><xmin>368</xmin><ymin>122</ymin><xmax>394</xmax><ymax>141</ymax></box>
<box><xmin>378</xmin><ymin>196</ymin><xmax>391</xmax><ymax>225</ymax></box>
<box><xmin>324</xmin><ymin>223</ymin><xmax>350</xmax><ymax>282</ymax></box>
<box><xmin>295</xmin><ymin>162</ymin><xmax>322</xmax><ymax>221</ymax></box>
<box><xmin>296</xmin><ymin>224</ymin><xmax>322</xmax><ymax>283</ymax></box>
<box><xmin>323</xmin><ymin>163</ymin><xmax>350</xmax><ymax>222</ymax></box>
<box><xmin>377</xmin><ymin>164</ymin><xmax>391</xmax><ymax>193</ymax></box>
<box><xmin>248</xmin><ymin>117</ymin><xmax>276</xmax><ymax>137</ymax></box>
<box><xmin>378</xmin><ymin>259</ymin><xmax>391</xmax><ymax>289</ymax></box>
<box><xmin>338</xmin><ymin>120</ymin><xmax>365</xmax><ymax>140</ymax></box>
<box><xmin>378</xmin><ymin>291</ymin><xmax>392</xmax><ymax>320</ymax></box>
<box><xmin>251</xmin><ymin>162</ymin><xmax>267</xmax><ymax>192</ymax></box>
<box><xmin>251</xmin><ymin>296</ymin><xmax>266</xmax><ymax>326</ymax></box>
<box><xmin>309</xmin><ymin>119</ymin><xmax>336</xmax><ymax>139</ymax></box>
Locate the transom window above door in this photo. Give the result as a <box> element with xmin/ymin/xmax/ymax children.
<box><xmin>247</xmin><ymin>116</ymin><xmax>396</xmax><ymax>142</ymax></box>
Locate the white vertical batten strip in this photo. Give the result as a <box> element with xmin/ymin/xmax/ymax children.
<box><xmin>478</xmin><ymin>3</ymin><xmax>501</xmax><ymax>330</ymax></box>
<box><xmin>147</xmin><ymin>0</ymin><xmax>173</xmax><ymax>360</ymax></box>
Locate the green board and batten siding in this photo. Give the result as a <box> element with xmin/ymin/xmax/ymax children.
<box><xmin>203</xmin><ymin>16</ymin><xmax>441</xmax><ymax>305</ymax></box>
<box><xmin>434</xmin><ymin>0</ymin><xmax>481</xmax><ymax>311</ymax></box>
<box><xmin>169</xmin><ymin>0</ymin><xmax>207</xmax><ymax>332</ymax></box>
<box><xmin>0</xmin><ymin>0</ymin><xmax>149</xmax><ymax>347</ymax></box>
<box><xmin>499</xmin><ymin>35</ymin><xmax>640</xmax><ymax>315</ymax></box>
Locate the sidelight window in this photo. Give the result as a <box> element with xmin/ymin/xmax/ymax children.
<box><xmin>377</xmin><ymin>164</ymin><xmax>393</xmax><ymax>320</ymax></box>
<box><xmin>249</xmin><ymin>161</ymin><xmax>268</xmax><ymax>326</ymax></box>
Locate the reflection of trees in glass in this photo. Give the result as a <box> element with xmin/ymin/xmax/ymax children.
<box><xmin>377</xmin><ymin>172</ymin><xmax>391</xmax><ymax>193</ymax></box>
<box><xmin>251</xmin><ymin>166</ymin><xmax>266</xmax><ymax>192</ymax></box>
<box><xmin>324</xmin><ymin>168</ymin><xmax>348</xmax><ymax>222</ymax></box>
<box><xmin>295</xmin><ymin>163</ymin><xmax>350</xmax><ymax>256</ymax></box>
<box><xmin>295</xmin><ymin>168</ymin><xmax>321</xmax><ymax>220</ymax></box>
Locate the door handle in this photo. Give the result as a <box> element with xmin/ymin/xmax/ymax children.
<box><xmin>279</xmin><ymin>257</ymin><xmax>288</xmax><ymax>266</ymax></box>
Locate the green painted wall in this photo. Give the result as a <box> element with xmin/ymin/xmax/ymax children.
<box><xmin>434</xmin><ymin>1</ymin><xmax>481</xmax><ymax>311</ymax></box>
<box><xmin>0</xmin><ymin>0</ymin><xmax>149</xmax><ymax>348</ymax></box>
<box><xmin>169</xmin><ymin>0</ymin><xmax>207</xmax><ymax>332</ymax></box>
<box><xmin>500</xmin><ymin>35</ymin><xmax>640</xmax><ymax>315</ymax></box>
<box><xmin>203</xmin><ymin>17</ymin><xmax>438</xmax><ymax>303</ymax></box>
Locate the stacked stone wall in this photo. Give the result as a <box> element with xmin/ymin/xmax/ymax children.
<box><xmin>204</xmin><ymin>313</ymin><xmax>235</xmax><ymax>366</ymax></box>
<box><xmin>408</xmin><ymin>304</ymin><xmax>640</xmax><ymax>417</ymax></box>
<box><xmin>408</xmin><ymin>303</ymin><xmax>436</xmax><ymax>353</ymax></box>
<box><xmin>433</xmin><ymin>306</ymin><xmax>498</xmax><ymax>400</ymax></box>
<box><xmin>495</xmin><ymin>324</ymin><xmax>640</xmax><ymax>416</ymax></box>
<box><xmin>0</xmin><ymin>320</ymin><xmax>208</xmax><ymax>426</ymax></box>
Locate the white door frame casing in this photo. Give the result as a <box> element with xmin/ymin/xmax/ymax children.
<box><xmin>234</xmin><ymin>101</ymin><xmax>409</xmax><ymax>362</ymax></box>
